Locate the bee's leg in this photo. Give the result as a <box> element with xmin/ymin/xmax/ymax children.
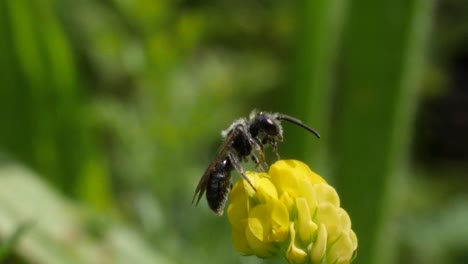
<box><xmin>243</xmin><ymin>131</ymin><xmax>267</xmax><ymax>168</ymax></box>
<box><xmin>227</xmin><ymin>150</ymin><xmax>256</xmax><ymax>192</ymax></box>
<box><xmin>251</xmin><ymin>149</ymin><xmax>267</xmax><ymax>171</ymax></box>
<box><xmin>251</xmin><ymin>153</ymin><xmax>267</xmax><ymax>172</ymax></box>
<box><xmin>257</xmin><ymin>149</ymin><xmax>268</xmax><ymax>169</ymax></box>
<box><xmin>271</xmin><ymin>141</ymin><xmax>281</xmax><ymax>160</ymax></box>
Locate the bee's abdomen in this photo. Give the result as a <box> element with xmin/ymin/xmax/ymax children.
<box><xmin>206</xmin><ymin>168</ymin><xmax>232</xmax><ymax>215</ymax></box>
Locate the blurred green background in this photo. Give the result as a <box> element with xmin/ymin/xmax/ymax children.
<box><xmin>1</xmin><ymin>0</ymin><xmax>467</xmax><ymax>263</ymax></box>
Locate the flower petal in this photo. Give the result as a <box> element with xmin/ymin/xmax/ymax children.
<box><xmin>338</xmin><ymin>208</ymin><xmax>352</xmax><ymax>231</ymax></box>
<box><xmin>286</xmin><ymin>222</ymin><xmax>308</xmax><ymax>264</ymax></box>
<box><xmin>269</xmin><ymin>199</ymin><xmax>290</xmax><ymax>242</ymax></box>
<box><xmin>270</xmin><ymin>160</ymin><xmax>326</xmax><ymax>184</ymax></box>
<box><xmin>256</xmin><ymin>177</ymin><xmax>278</xmax><ymax>203</ymax></box>
<box><xmin>327</xmin><ymin>231</ymin><xmax>356</xmax><ymax>264</ymax></box>
<box><xmin>314</xmin><ymin>183</ymin><xmax>340</xmax><ymax>208</ymax></box>
<box><xmin>245</xmin><ymin>223</ymin><xmax>276</xmax><ymax>257</ymax></box>
<box><xmin>350</xmin><ymin>229</ymin><xmax>358</xmax><ymax>250</ymax></box>
<box><xmin>228</xmin><ymin>179</ymin><xmax>249</xmax><ymax>230</ymax></box>
<box><xmin>280</xmin><ymin>192</ymin><xmax>294</xmax><ymax>215</ymax></box>
<box><xmin>243</xmin><ymin>171</ymin><xmax>261</xmax><ymax>198</ymax></box>
<box><xmin>231</xmin><ymin>226</ymin><xmax>253</xmax><ymax>255</ymax></box>
<box><xmin>296</xmin><ymin>179</ymin><xmax>318</xmax><ymax>217</ymax></box>
<box><xmin>247</xmin><ymin>204</ymin><xmax>271</xmax><ymax>242</ymax></box>
<box><xmin>295</xmin><ymin>197</ymin><xmax>317</xmax><ymax>243</ymax></box>
<box><xmin>269</xmin><ymin>162</ymin><xmax>300</xmax><ymax>197</ymax></box>
<box><xmin>310</xmin><ymin>223</ymin><xmax>328</xmax><ymax>263</ymax></box>
<box><xmin>315</xmin><ymin>202</ymin><xmax>341</xmax><ymax>243</ymax></box>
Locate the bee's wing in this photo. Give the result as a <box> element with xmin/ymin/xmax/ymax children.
<box><xmin>192</xmin><ymin>128</ymin><xmax>241</xmax><ymax>206</ymax></box>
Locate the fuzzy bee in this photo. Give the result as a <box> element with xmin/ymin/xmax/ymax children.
<box><xmin>192</xmin><ymin>110</ymin><xmax>320</xmax><ymax>215</ymax></box>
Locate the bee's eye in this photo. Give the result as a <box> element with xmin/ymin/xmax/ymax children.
<box><xmin>261</xmin><ymin>118</ymin><xmax>279</xmax><ymax>136</ymax></box>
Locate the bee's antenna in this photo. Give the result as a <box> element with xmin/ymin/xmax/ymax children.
<box><xmin>276</xmin><ymin>114</ymin><xmax>321</xmax><ymax>138</ymax></box>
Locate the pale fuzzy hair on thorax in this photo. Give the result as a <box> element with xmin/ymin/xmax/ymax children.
<box><xmin>221</xmin><ymin>118</ymin><xmax>248</xmax><ymax>138</ymax></box>
<box><xmin>249</xmin><ymin>109</ymin><xmax>259</xmax><ymax>120</ymax></box>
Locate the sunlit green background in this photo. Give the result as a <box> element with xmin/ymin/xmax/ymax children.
<box><xmin>1</xmin><ymin>0</ymin><xmax>467</xmax><ymax>263</ymax></box>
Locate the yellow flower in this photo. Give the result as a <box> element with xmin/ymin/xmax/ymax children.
<box><xmin>227</xmin><ymin>160</ymin><xmax>357</xmax><ymax>263</ymax></box>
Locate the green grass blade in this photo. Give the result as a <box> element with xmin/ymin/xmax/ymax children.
<box><xmin>335</xmin><ymin>1</ymin><xmax>435</xmax><ymax>263</ymax></box>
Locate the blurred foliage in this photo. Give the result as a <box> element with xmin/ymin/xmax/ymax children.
<box><xmin>397</xmin><ymin>169</ymin><xmax>468</xmax><ymax>264</ymax></box>
<box><xmin>0</xmin><ymin>0</ymin><xmax>467</xmax><ymax>263</ymax></box>
<box><xmin>0</xmin><ymin>164</ymin><xmax>168</xmax><ymax>263</ymax></box>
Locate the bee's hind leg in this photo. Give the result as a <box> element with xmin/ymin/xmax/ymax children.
<box><xmin>227</xmin><ymin>150</ymin><xmax>256</xmax><ymax>191</ymax></box>
<box><xmin>251</xmin><ymin>153</ymin><xmax>267</xmax><ymax>172</ymax></box>
<box><xmin>271</xmin><ymin>141</ymin><xmax>281</xmax><ymax>160</ymax></box>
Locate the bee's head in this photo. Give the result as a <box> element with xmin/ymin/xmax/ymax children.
<box><xmin>249</xmin><ymin>111</ymin><xmax>283</xmax><ymax>143</ymax></box>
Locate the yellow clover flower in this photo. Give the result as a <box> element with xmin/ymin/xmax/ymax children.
<box><xmin>227</xmin><ymin>160</ymin><xmax>358</xmax><ymax>264</ymax></box>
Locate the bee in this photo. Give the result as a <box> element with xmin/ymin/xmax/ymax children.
<box><xmin>192</xmin><ymin>110</ymin><xmax>320</xmax><ymax>215</ymax></box>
